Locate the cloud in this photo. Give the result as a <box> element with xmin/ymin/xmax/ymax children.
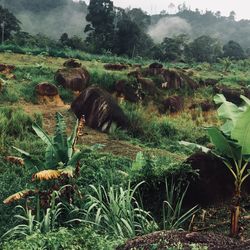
<box><xmin>148</xmin><ymin>16</ymin><xmax>192</xmax><ymax>43</ymax></box>
<box><xmin>16</xmin><ymin>4</ymin><xmax>87</xmax><ymax>39</ymax></box>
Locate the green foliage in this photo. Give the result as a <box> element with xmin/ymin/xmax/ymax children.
<box><xmin>83</xmin><ymin>182</ymin><xmax>157</xmax><ymax>238</ymax></box>
<box><xmin>163</xmin><ymin>178</ymin><xmax>198</xmax><ymax>230</ymax></box>
<box><xmin>0</xmin><ymin>5</ymin><xmax>20</xmax><ymax>41</ymax></box>
<box><xmin>186</xmin><ymin>35</ymin><xmax>222</xmax><ymax>63</ymax></box>
<box><xmin>85</xmin><ymin>0</ymin><xmax>115</xmax><ymax>53</ymax></box>
<box><xmin>223</xmin><ymin>40</ymin><xmax>246</xmax><ymax>60</ymax></box>
<box><xmin>1</xmin><ymin>226</ymin><xmax>121</xmax><ymax>250</ymax></box>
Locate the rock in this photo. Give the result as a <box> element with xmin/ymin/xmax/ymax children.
<box><xmin>71</xmin><ymin>86</ymin><xmax>129</xmax><ymax>132</ymax></box>
<box><xmin>213</xmin><ymin>85</ymin><xmax>243</xmax><ymax>104</ymax></box>
<box><xmin>35</xmin><ymin>82</ymin><xmax>58</xmax><ymax>97</ymax></box>
<box><xmin>203</xmin><ymin>78</ymin><xmax>220</xmax><ymax>86</ymax></box>
<box><xmin>35</xmin><ymin>83</ymin><xmax>64</xmax><ymax>106</ymax></box>
<box><xmin>115</xmin><ymin>80</ymin><xmax>140</xmax><ymax>103</ymax></box>
<box><xmin>189</xmin><ymin>101</ymin><xmax>215</xmax><ymax>112</ymax></box>
<box><xmin>149</xmin><ymin>62</ymin><xmax>163</xmax><ymax>69</ymax></box>
<box><xmin>0</xmin><ymin>64</ymin><xmax>16</xmax><ymax>79</ymax></box>
<box><xmin>146</xmin><ymin>62</ymin><xmax>164</xmax><ymax>76</ymax></box>
<box><xmin>137</xmin><ymin>76</ymin><xmax>159</xmax><ymax>96</ymax></box>
<box><xmin>63</xmin><ymin>59</ymin><xmax>81</xmax><ymax>68</ymax></box>
<box><xmin>128</xmin><ymin>70</ymin><xmax>141</xmax><ymax>78</ymax></box>
<box><xmin>162</xmin><ymin>69</ymin><xmax>198</xmax><ymax>90</ymax></box>
<box><xmin>55</xmin><ymin>67</ymin><xmax>90</xmax><ymax>92</ymax></box>
<box><xmin>185</xmin><ymin>152</ymin><xmax>249</xmax><ymax>206</ymax></box>
<box><xmin>162</xmin><ymin>95</ymin><xmax>184</xmax><ymax>113</ymax></box>
<box><xmin>104</xmin><ymin>64</ymin><xmax>128</xmax><ymax>71</ymax></box>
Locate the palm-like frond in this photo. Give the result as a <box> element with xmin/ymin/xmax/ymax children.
<box><xmin>4</xmin><ymin>190</ymin><xmax>36</xmax><ymax>204</ymax></box>
<box><xmin>32</xmin><ymin>170</ymin><xmax>61</xmax><ymax>181</ymax></box>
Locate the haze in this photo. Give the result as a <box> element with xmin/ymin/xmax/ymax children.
<box><xmin>83</xmin><ymin>0</ymin><xmax>250</xmax><ymax>20</ymax></box>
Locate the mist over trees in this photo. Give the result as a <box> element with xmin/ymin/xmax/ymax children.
<box><xmin>0</xmin><ymin>0</ymin><xmax>249</xmax><ymax>62</ymax></box>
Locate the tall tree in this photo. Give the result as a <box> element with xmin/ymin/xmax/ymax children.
<box><xmin>84</xmin><ymin>0</ymin><xmax>115</xmax><ymax>53</ymax></box>
<box><xmin>0</xmin><ymin>5</ymin><xmax>20</xmax><ymax>41</ymax></box>
<box><xmin>186</xmin><ymin>35</ymin><xmax>222</xmax><ymax>62</ymax></box>
<box><xmin>223</xmin><ymin>40</ymin><xmax>245</xmax><ymax>60</ymax></box>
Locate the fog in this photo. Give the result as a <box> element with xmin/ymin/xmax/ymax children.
<box><xmin>17</xmin><ymin>6</ymin><xmax>87</xmax><ymax>38</ymax></box>
<box><xmin>148</xmin><ymin>17</ymin><xmax>192</xmax><ymax>43</ymax></box>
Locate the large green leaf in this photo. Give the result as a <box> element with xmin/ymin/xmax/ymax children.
<box><xmin>54</xmin><ymin>112</ymin><xmax>68</xmax><ymax>163</ymax></box>
<box><xmin>213</xmin><ymin>94</ymin><xmax>242</xmax><ymax>134</ymax></box>
<box><xmin>32</xmin><ymin>124</ymin><xmax>54</xmax><ymax>147</ymax></box>
<box><xmin>67</xmin><ymin>119</ymin><xmax>79</xmax><ymax>159</ymax></box>
<box><xmin>206</xmin><ymin>127</ymin><xmax>241</xmax><ymax>161</ymax></box>
<box><xmin>231</xmin><ymin>107</ymin><xmax>250</xmax><ymax>155</ymax></box>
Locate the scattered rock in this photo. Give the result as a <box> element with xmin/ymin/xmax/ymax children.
<box><xmin>104</xmin><ymin>64</ymin><xmax>128</xmax><ymax>71</ymax></box>
<box><xmin>35</xmin><ymin>83</ymin><xmax>64</xmax><ymax>106</ymax></box>
<box><xmin>149</xmin><ymin>62</ymin><xmax>163</xmax><ymax>69</ymax></box>
<box><xmin>189</xmin><ymin>101</ymin><xmax>215</xmax><ymax>112</ymax></box>
<box><xmin>63</xmin><ymin>59</ymin><xmax>82</xmax><ymax>68</ymax></box>
<box><xmin>185</xmin><ymin>152</ymin><xmax>236</xmax><ymax>205</ymax></box>
<box><xmin>35</xmin><ymin>82</ymin><xmax>58</xmax><ymax>97</ymax></box>
<box><xmin>0</xmin><ymin>64</ymin><xmax>16</xmax><ymax>79</ymax></box>
<box><xmin>162</xmin><ymin>95</ymin><xmax>184</xmax><ymax>113</ymax></box>
<box><xmin>213</xmin><ymin>85</ymin><xmax>242</xmax><ymax>104</ymax></box>
<box><xmin>200</xmin><ymin>78</ymin><xmax>220</xmax><ymax>86</ymax></box>
<box><xmin>55</xmin><ymin>66</ymin><xmax>90</xmax><ymax>92</ymax></box>
<box><xmin>71</xmin><ymin>86</ymin><xmax>129</xmax><ymax>132</ymax></box>
<box><xmin>162</xmin><ymin>69</ymin><xmax>198</xmax><ymax>90</ymax></box>
<box><xmin>115</xmin><ymin>80</ymin><xmax>140</xmax><ymax>103</ymax></box>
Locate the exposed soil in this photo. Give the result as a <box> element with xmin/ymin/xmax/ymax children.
<box><xmin>118</xmin><ymin>230</ymin><xmax>250</xmax><ymax>250</ymax></box>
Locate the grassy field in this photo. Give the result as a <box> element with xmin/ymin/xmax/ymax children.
<box><xmin>1</xmin><ymin>51</ymin><xmax>250</xmax><ymax>249</ymax></box>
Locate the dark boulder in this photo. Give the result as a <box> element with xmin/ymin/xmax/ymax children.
<box><xmin>185</xmin><ymin>152</ymin><xmax>236</xmax><ymax>206</ymax></box>
<box><xmin>162</xmin><ymin>95</ymin><xmax>184</xmax><ymax>113</ymax></box>
<box><xmin>35</xmin><ymin>83</ymin><xmax>58</xmax><ymax>97</ymax></box>
<box><xmin>137</xmin><ymin>76</ymin><xmax>159</xmax><ymax>96</ymax></box>
<box><xmin>189</xmin><ymin>101</ymin><xmax>215</xmax><ymax>112</ymax></box>
<box><xmin>115</xmin><ymin>80</ymin><xmax>140</xmax><ymax>103</ymax></box>
<box><xmin>63</xmin><ymin>59</ymin><xmax>82</xmax><ymax>68</ymax></box>
<box><xmin>162</xmin><ymin>69</ymin><xmax>198</xmax><ymax>90</ymax></box>
<box><xmin>149</xmin><ymin>62</ymin><xmax>163</xmax><ymax>69</ymax></box>
<box><xmin>146</xmin><ymin>62</ymin><xmax>164</xmax><ymax>76</ymax></box>
<box><xmin>104</xmin><ymin>64</ymin><xmax>128</xmax><ymax>71</ymax></box>
<box><xmin>213</xmin><ymin>85</ymin><xmax>243</xmax><ymax>104</ymax></box>
<box><xmin>55</xmin><ymin>67</ymin><xmax>90</xmax><ymax>92</ymax></box>
<box><xmin>71</xmin><ymin>86</ymin><xmax>129</xmax><ymax>132</ymax></box>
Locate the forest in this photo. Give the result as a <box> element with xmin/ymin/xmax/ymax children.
<box><xmin>0</xmin><ymin>0</ymin><xmax>250</xmax><ymax>249</ymax></box>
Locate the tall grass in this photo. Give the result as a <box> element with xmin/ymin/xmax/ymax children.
<box><xmin>83</xmin><ymin>182</ymin><xmax>157</xmax><ymax>238</ymax></box>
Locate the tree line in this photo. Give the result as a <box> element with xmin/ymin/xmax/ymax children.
<box><xmin>0</xmin><ymin>0</ymin><xmax>248</xmax><ymax>62</ymax></box>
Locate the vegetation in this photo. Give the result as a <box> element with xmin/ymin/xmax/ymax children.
<box><xmin>1</xmin><ymin>0</ymin><xmax>250</xmax><ymax>248</ymax></box>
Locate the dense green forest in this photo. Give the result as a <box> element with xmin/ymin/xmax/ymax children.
<box><xmin>0</xmin><ymin>0</ymin><xmax>249</xmax><ymax>62</ymax></box>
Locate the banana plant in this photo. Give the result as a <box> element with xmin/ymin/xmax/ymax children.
<box><xmin>4</xmin><ymin>113</ymin><xmax>87</xmax><ymax>206</ymax></box>
<box><xmin>181</xmin><ymin>94</ymin><xmax>250</xmax><ymax>237</ymax></box>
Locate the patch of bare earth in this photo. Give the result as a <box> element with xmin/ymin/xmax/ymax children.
<box><xmin>118</xmin><ymin>231</ymin><xmax>250</xmax><ymax>250</ymax></box>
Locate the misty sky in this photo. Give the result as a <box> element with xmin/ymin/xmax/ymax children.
<box><xmin>83</xmin><ymin>0</ymin><xmax>249</xmax><ymax>20</ymax></box>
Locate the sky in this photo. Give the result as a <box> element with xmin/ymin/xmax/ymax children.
<box><xmin>83</xmin><ymin>0</ymin><xmax>250</xmax><ymax>20</ymax></box>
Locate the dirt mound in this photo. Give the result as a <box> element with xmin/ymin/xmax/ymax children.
<box><xmin>162</xmin><ymin>95</ymin><xmax>184</xmax><ymax>113</ymax></box>
<box><xmin>71</xmin><ymin>86</ymin><xmax>129</xmax><ymax>132</ymax></box>
<box><xmin>55</xmin><ymin>66</ymin><xmax>90</xmax><ymax>92</ymax></box>
<box><xmin>104</xmin><ymin>64</ymin><xmax>128</xmax><ymax>71</ymax></box>
<box><xmin>63</xmin><ymin>58</ymin><xmax>82</xmax><ymax>68</ymax></box>
<box><xmin>117</xmin><ymin>231</ymin><xmax>250</xmax><ymax>250</ymax></box>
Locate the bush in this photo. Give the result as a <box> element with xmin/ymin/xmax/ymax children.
<box><xmin>1</xmin><ymin>226</ymin><xmax>121</xmax><ymax>250</ymax></box>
